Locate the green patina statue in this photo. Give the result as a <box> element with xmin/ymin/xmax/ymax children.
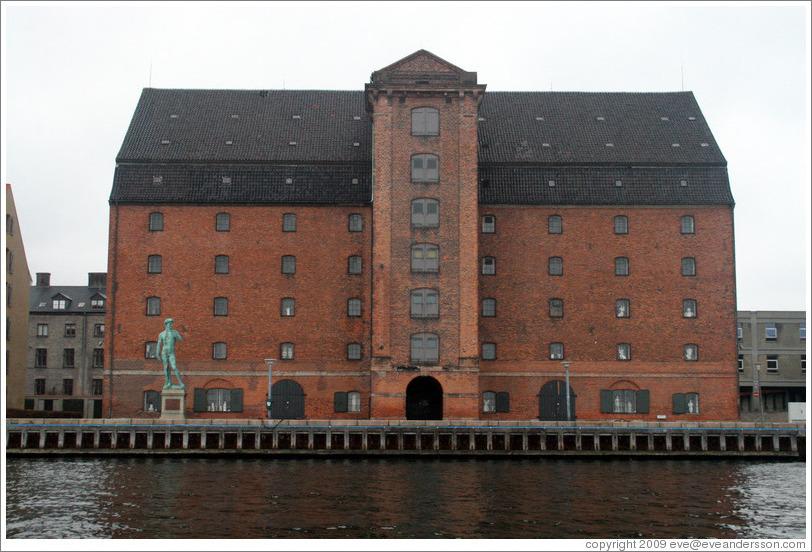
<box><xmin>158</xmin><ymin>318</ymin><xmax>184</xmax><ymax>389</ymax></box>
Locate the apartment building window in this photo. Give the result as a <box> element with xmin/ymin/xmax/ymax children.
<box><xmin>802</xmin><ymin>355</ymin><xmax>806</xmax><ymax>373</ymax></box>
<box><xmin>682</xmin><ymin>257</ymin><xmax>696</xmax><ymax>277</ymax></box>
<box><xmin>347</xmin><ymin>343</ymin><xmax>362</xmax><ymax>360</ymax></box>
<box><xmin>93</xmin><ymin>348</ymin><xmax>104</xmax><ymax>369</ymax></box>
<box><xmin>601</xmin><ymin>389</ymin><xmax>649</xmax><ymax>414</ymax></box>
<box><xmin>482</xmin><ymin>215</ymin><xmax>496</xmax><ymax>233</ymax></box>
<box><xmin>213</xmin><ymin>342</ymin><xmax>227</xmax><ymax>360</ymax></box>
<box><xmin>482</xmin><ymin>298</ymin><xmax>496</xmax><ymax>317</ymax></box>
<box><xmin>411</xmin><ymin>333</ymin><xmax>439</xmax><ymax>364</ymax></box>
<box><xmin>91</xmin><ymin>297</ymin><xmax>105</xmax><ymax>309</ymax></box>
<box><xmin>92</xmin><ymin>379</ymin><xmax>103</xmax><ymax>396</ymax></box>
<box><xmin>738</xmin><ymin>322</ymin><xmax>743</xmax><ymax>341</ymax></box>
<box><xmin>282</xmin><ymin>255</ymin><xmax>296</xmax><ymax>274</ymax></box>
<box><xmin>149</xmin><ymin>212</ymin><xmax>164</xmax><ymax>231</ymax></box>
<box><xmin>411</xmin><ymin>244</ymin><xmax>438</xmax><ymax>273</ymax></box>
<box><xmin>144</xmin><ymin>390</ymin><xmax>161</xmax><ymax>412</ymax></box>
<box><xmin>281</xmin><ymin>342</ymin><xmax>294</xmax><ymax>360</ymax></box>
<box><xmin>549</xmin><ymin>299</ymin><xmax>563</xmax><ymax>318</ymax></box>
<box><xmin>550</xmin><ymin>342</ymin><xmax>564</xmax><ymax>360</ymax></box>
<box><xmin>801</xmin><ymin>323</ymin><xmax>806</xmax><ymax>341</ymax></box>
<box><xmin>348</xmin><ymin>214</ymin><xmax>363</xmax><ymax>232</ymax></box>
<box><xmin>35</xmin><ymin>348</ymin><xmax>47</xmax><ymax>368</ymax></box>
<box><xmin>615</xmin><ymin>257</ymin><xmax>629</xmax><ymax>276</ymax></box>
<box><xmin>765</xmin><ymin>323</ymin><xmax>777</xmax><ymax>341</ymax></box>
<box><xmin>766</xmin><ymin>355</ymin><xmax>778</xmax><ymax>373</ymax></box>
<box><xmin>412</xmin><ymin>107</ymin><xmax>439</xmax><ymax>136</ymax></box>
<box><xmin>411</xmin><ymin>154</ymin><xmax>439</xmax><ymax>183</ymax></box>
<box><xmin>548</xmin><ymin>257</ymin><xmax>563</xmax><ymax>276</ymax></box>
<box><xmin>35</xmin><ymin>379</ymin><xmax>46</xmax><ymax>395</ymax></box>
<box><xmin>146</xmin><ymin>296</ymin><xmax>161</xmax><ymax>316</ymax></box>
<box><xmin>63</xmin><ymin>379</ymin><xmax>74</xmax><ymax>396</ymax></box>
<box><xmin>548</xmin><ymin>215</ymin><xmax>562</xmax><ymax>234</ymax></box>
<box><xmin>215</xmin><ymin>255</ymin><xmax>229</xmax><ymax>274</ymax></box>
<box><xmin>614</xmin><ymin>216</ymin><xmax>628</xmax><ymax>234</ymax></box>
<box><xmin>673</xmin><ymin>392</ymin><xmax>700</xmax><ymax>414</ymax></box>
<box><xmin>37</xmin><ymin>323</ymin><xmax>49</xmax><ymax>337</ymax></box>
<box><xmin>683</xmin><ymin>299</ymin><xmax>697</xmax><ymax>318</ymax></box>
<box><xmin>94</xmin><ymin>326</ymin><xmax>104</xmax><ymax>341</ymax></box>
<box><xmin>482</xmin><ymin>342</ymin><xmax>497</xmax><ymax>360</ymax></box>
<box><xmin>348</xmin><ymin>255</ymin><xmax>363</xmax><ymax>274</ymax></box>
<box><xmin>411</xmin><ymin>288</ymin><xmax>439</xmax><ymax>318</ymax></box>
<box><xmin>681</xmin><ymin>215</ymin><xmax>695</xmax><ymax>234</ymax></box>
<box><xmin>214</xmin><ymin>297</ymin><xmax>228</xmax><ymax>316</ymax></box>
<box><xmin>482</xmin><ymin>256</ymin><xmax>495</xmax><ymax>275</ymax></box>
<box><xmin>148</xmin><ymin>255</ymin><xmax>162</xmax><ymax>274</ymax></box>
<box><xmin>63</xmin><ymin>349</ymin><xmax>75</xmax><ymax>368</ymax></box>
<box><xmin>617</xmin><ymin>343</ymin><xmax>631</xmax><ymax>361</ymax></box>
<box><xmin>281</xmin><ymin>298</ymin><xmax>295</xmax><ymax>317</ymax></box>
<box><xmin>65</xmin><ymin>323</ymin><xmax>76</xmax><ymax>337</ymax></box>
<box><xmin>616</xmin><ymin>299</ymin><xmax>630</xmax><ymax>318</ymax></box>
<box><xmin>216</xmin><ymin>213</ymin><xmax>230</xmax><ymax>232</ymax></box>
<box><xmin>52</xmin><ymin>297</ymin><xmax>67</xmax><ymax>309</ymax></box>
<box><xmin>334</xmin><ymin>391</ymin><xmax>362</xmax><ymax>413</ymax></box>
<box><xmin>412</xmin><ymin>199</ymin><xmax>439</xmax><ymax>228</ymax></box>
<box><xmin>145</xmin><ymin>341</ymin><xmax>158</xmax><ymax>359</ymax></box>
<box><xmin>282</xmin><ymin>213</ymin><xmax>297</xmax><ymax>232</ymax></box>
<box><xmin>684</xmin><ymin>344</ymin><xmax>698</xmax><ymax>361</ymax></box>
<box><xmin>347</xmin><ymin>298</ymin><xmax>361</xmax><ymax>317</ymax></box>
<box><xmin>738</xmin><ymin>355</ymin><xmax>744</xmax><ymax>372</ymax></box>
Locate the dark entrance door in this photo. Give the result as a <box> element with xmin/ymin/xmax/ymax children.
<box><xmin>92</xmin><ymin>399</ymin><xmax>103</xmax><ymax>418</ymax></box>
<box><xmin>538</xmin><ymin>380</ymin><xmax>576</xmax><ymax>421</ymax></box>
<box><xmin>271</xmin><ymin>379</ymin><xmax>305</xmax><ymax>419</ymax></box>
<box><xmin>406</xmin><ymin>376</ymin><xmax>443</xmax><ymax>420</ymax></box>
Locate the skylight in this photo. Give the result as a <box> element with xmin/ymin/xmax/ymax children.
<box><xmin>615</xmin><ymin>180</ymin><xmax>623</xmax><ymax>187</ymax></box>
<box><xmin>222</xmin><ymin>177</ymin><xmax>231</xmax><ymax>184</ymax></box>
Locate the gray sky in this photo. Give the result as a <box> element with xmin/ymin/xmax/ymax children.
<box><xmin>2</xmin><ymin>1</ymin><xmax>809</xmax><ymax>311</ymax></box>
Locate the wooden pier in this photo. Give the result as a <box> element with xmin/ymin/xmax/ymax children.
<box><xmin>5</xmin><ymin>419</ymin><xmax>805</xmax><ymax>458</ymax></box>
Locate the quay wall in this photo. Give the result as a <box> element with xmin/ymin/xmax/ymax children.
<box><xmin>5</xmin><ymin>419</ymin><xmax>806</xmax><ymax>459</ymax></box>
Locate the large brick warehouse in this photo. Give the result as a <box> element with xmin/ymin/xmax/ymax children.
<box><xmin>104</xmin><ymin>50</ymin><xmax>738</xmax><ymax>421</ymax></box>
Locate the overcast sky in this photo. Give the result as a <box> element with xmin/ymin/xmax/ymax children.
<box><xmin>2</xmin><ymin>1</ymin><xmax>809</xmax><ymax>312</ymax></box>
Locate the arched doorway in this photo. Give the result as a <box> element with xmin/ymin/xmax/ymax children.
<box><xmin>271</xmin><ymin>379</ymin><xmax>305</xmax><ymax>419</ymax></box>
<box><xmin>538</xmin><ymin>380</ymin><xmax>576</xmax><ymax>421</ymax></box>
<box><xmin>406</xmin><ymin>376</ymin><xmax>443</xmax><ymax>420</ymax></box>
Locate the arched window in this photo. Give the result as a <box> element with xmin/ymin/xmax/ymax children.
<box><xmin>614</xmin><ymin>215</ymin><xmax>628</xmax><ymax>234</ymax></box>
<box><xmin>147</xmin><ymin>255</ymin><xmax>162</xmax><ymax>274</ymax></box>
<box><xmin>282</xmin><ymin>255</ymin><xmax>296</xmax><ymax>274</ymax></box>
<box><xmin>348</xmin><ymin>214</ymin><xmax>363</xmax><ymax>232</ymax></box>
<box><xmin>615</xmin><ymin>257</ymin><xmax>629</xmax><ymax>276</ymax></box>
<box><xmin>215</xmin><ymin>255</ymin><xmax>229</xmax><ymax>274</ymax></box>
<box><xmin>681</xmin><ymin>215</ymin><xmax>695</xmax><ymax>234</ymax></box>
<box><xmin>146</xmin><ymin>296</ymin><xmax>161</xmax><ymax>316</ymax></box>
<box><xmin>548</xmin><ymin>215</ymin><xmax>562</xmax><ymax>234</ymax></box>
<box><xmin>281</xmin><ymin>342</ymin><xmax>295</xmax><ymax>360</ymax></box>
<box><xmin>216</xmin><ymin>213</ymin><xmax>230</xmax><ymax>232</ymax></box>
<box><xmin>616</xmin><ymin>299</ymin><xmax>630</xmax><ymax>318</ymax></box>
<box><xmin>214</xmin><ymin>297</ymin><xmax>228</xmax><ymax>316</ymax></box>
<box><xmin>549</xmin><ymin>257</ymin><xmax>563</xmax><ymax>276</ymax></box>
<box><xmin>411</xmin><ymin>154</ymin><xmax>439</xmax><ymax>182</ymax></box>
<box><xmin>683</xmin><ymin>299</ymin><xmax>697</xmax><ymax>318</ymax></box>
<box><xmin>281</xmin><ymin>297</ymin><xmax>295</xmax><ymax>317</ymax></box>
<box><xmin>411</xmin><ymin>333</ymin><xmax>439</xmax><ymax>364</ymax></box>
<box><xmin>682</xmin><ymin>257</ymin><xmax>696</xmax><ymax>276</ymax></box>
<box><xmin>411</xmin><ymin>288</ymin><xmax>439</xmax><ymax>318</ymax></box>
<box><xmin>617</xmin><ymin>343</ymin><xmax>631</xmax><ymax>361</ymax></box>
<box><xmin>482</xmin><ymin>298</ymin><xmax>496</xmax><ymax>317</ymax></box>
<box><xmin>482</xmin><ymin>215</ymin><xmax>496</xmax><ymax>233</ymax></box>
<box><xmin>412</xmin><ymin>107</ymin><xmax>439</xmax><ymax>136</ymax></box>
<box><xmin>149</xmin><ymin>212</ymin><xmax>163</xmax><ymax>231</ymax></box>
<box><xmin>411</xmin><ymin>199</ymin><xmax>439</xmax><ymax>227</ymax></box>
<box><xmin>482</xmin><ymin>256</ymin><xmax>495</xmax><ymax>275</ymax></box>
<box><xmin>549</xmin><ymin>299</ymin><xmax>563</xmax><ymax>318</ymax></box>
<box><xmin>411</xmin><ymin>244</ymin><xmax>439</xmax><ymax>273</ymax></box>
<box><xmin>213</xmin><ymin>342</ymin><xmax>227</xmax><ymax>359</ymax></box>
<box><xmin>282</xmin><ymin>213</ymin><xmax>297</xmax><ymax>232</ymax></box>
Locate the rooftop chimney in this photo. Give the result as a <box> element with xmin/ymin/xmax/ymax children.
<box><xmin>88</xmin><ymin>272</ymin><xmax>107</xmax><ymax>288</ymax></box>
<box><xmin>36</xmin><ymin>273</ymin><xmax>51</xmax><ymax>287</ymax></box>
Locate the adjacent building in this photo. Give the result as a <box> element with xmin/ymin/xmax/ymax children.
<box><xmin>105</xmin><ymin>50</ymin><xmax>739</xmax><ymax>421</ymax></box>
<box><xmin>5</xmin><ymin>183</ymin><xmax>32</xmax><ymax>410</ymax></box>
<box><xmin>26</xmin><ymin>272</ymin><xmax>107</xmax><ymax>417</ymax></box>
<box><xmin>737</xmin><ymin>310</ymin><xmax>806</xmax><ymax>422</ymax></box>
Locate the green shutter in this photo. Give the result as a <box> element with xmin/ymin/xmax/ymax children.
<box><xmin>334</xmin><ymin>392</ymin><xmax>348</xmax><ymax>413</ymax></box>
<box><xmin>673</xmin><ymin>393</ymin><xmax>686</xmax><ymax>414</ymax></box>
<box><xmin>193</xmin><ymin>388</ymin><xmax>206</xmax><ymax>412</ymax></box>
<box><xmin>600</xmin><ymin>390</ymin><xmax>613</xmax><ymax>413</ymax></box>
<box><xmin>637</xmin><ymin>390</ymin><xmax>650</xmax><ymax>413</ymax></box>
<box><xmin>496</xmin><ymin>392</ymin><xmax>510</xmax><ymax>413</ymax></box>
<box><xmin>231</xmin><ymin>389</ymin><xmax>243</xmax><ymax>412</ymax></box>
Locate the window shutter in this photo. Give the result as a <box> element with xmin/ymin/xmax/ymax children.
<box><xmin>231</xmin><ymin>389</ymin><xmax>243</xmax><ymax>412</ymax></box>
<box><xmin>193</xmin><ymin>388</ymin><xmax>207</xmax><ymax>412</ymax></box>
<box><xmin>496</xmin><ymin>392</ymin><xmax>510</xmax><ymax>413</ymax></box>
<box><xmin>334</xmin><ymin>392</ymin><xmax>348</xmax><ymax>413</ymax></box>
<box><xmin>636</xmin><ymin>390</ymin><xmax>650</xmax><ymax>413</ymax></box>
<box><xmin>600</xmin><ymin>390</ymin><xmax>613</xmax><ymax>413</ymax></box>
<box><xmin>673</xmin><ymin>393</ymin><xmax>686</xmax><ymax>414</ymax></box>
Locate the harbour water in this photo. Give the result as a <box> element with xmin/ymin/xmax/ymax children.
<box><xmin>5</xmin><ymin>457</ymin><xmax>806</xmax><ymax>539</ymax></box>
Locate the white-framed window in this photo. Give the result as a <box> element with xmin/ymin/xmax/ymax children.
<box><xmin>281</xmin><ymin>298</ymin><xmax>295</xmax><ymax>317</ymax></box>
<box><xmin>616</xmin><ymin>299</ymin><xmax>630</xmax><ymax>318</ymax></box>
<box><xmin>411</xmin><ymin>199</ymin><xmax>439</xmax><ymax>228</ymax></box>
<box><xmin>800</xmin><ymin>323</ymin><xmax>806</xmax><ymax>342</ymax></box>
<box><xmin>411</xmin><ymin>154</ymin><xmax>439</xmax><ymax>182</ymax></box>
<box><xmin>482</xmin><ymin>342</ymin><xmax>497</xmax><ymax>360</ymax></box>
<box><xmin>615</xmin><ymin>257</ymin><xmax>629</xmax><ymax>276</ymax></box>
<box><xmin>482</xmin><ymin>298</ymin><xmax>496</xmax><ymax>317</ymax></box>
<box><xmin>683</xmin><ymin>299</ymin><xmax>697</xmax><ymax>318</ymax></box>
<box><xmin>550</xmin><ymin>342</ymin><xmax>564</xmax><ymax>360</ymax></box>
<box><xmin>766</xmin><ymin>355</ymin><xmax>778</xmax><ymax>373</ymax></box>
<box><xmin>614</xmin><ymin>216</ymin><xmax>628</xmax><ymax>234</ymax></box>
<box><xmin>681</xmin><ymin>215</ymin><xmax>695</xmax><ymax>234</ymax></box>
<box><xmin>738</xmin><ymin>355</ymin><xmax>744</xmax><ymax>372</ymax></box>
<box><xmin>549</xmin><ymin>257</ymin><xmax>563</xmax><ymax>276</ymax></box>
<box><xmin>412</xmin><ymin>107</ymin><xmax>439</xmax><ymax>136</ymax></box>
<box><xmin>765</xmin><ymin>323</ymin><xmax>777</xmax><ymax>341</ymax></box>
<box><xmin>411</xmin><ymin>288</ymin><xmax>439</xmax><ymax>318</ymax></box>
<box><xmin>482</xmin><ymin>215</ymin><xmax>496</xmax><ymax>234</ymax></box>
<box><xmin>282</xmin><ymin>213</ymin><xmax>297</xmax><ymax>232</ymax></box>
<box><xmin>281</xmin><ymin>342</ymin><xmax>294</xmax><ymax>360</ymax></box>
<box><xmin>37</xmin><ymin>323</ymin><xmax>49</xmax><ymax>337</ymax></box>
<box><xmin>212</xmin><ymin>342</ymin><xmax>227</xmax><ymax>360</ymax></box>
<box><xmin>64</xmin><ymin>323</ymin><xmax>76</xmax><ymax>337</ymax></box>
<box><xmin>738</xmin><ymin>322</ymin><xmax>744</xmax><ymax>341</ymax></box>
<box><xmin>482</xmin><ymin>256</ymin><xmax>495</xmax><ymax>275</ymax></box>
<box><xmin>53</xmin><ymin>298</ymin><xmax>68</xmax><ymax>309</ymax></box>
<box><xmin>146</xmin><ymin>296</ymin><xmax>161</xmax><ymax>316</ymax></box>
<box><xmin>682</xmin><ymin>257</ymin><xmax>696</xmax><ymax>276</ymax></box>
<box><xmin>684</xmin><ymin>344</ymin><xmax>698</xmax><ymax>361</ymax></box>
<box><xmin>411</xmin><ymin>333</ymin><xmax>439</xmax><ymax>364</ymax></box>
<box><xmin>411</xmin><ymin>244</ymin><xmax>438</xmax><ymax>273</ymax></box>
<box><xmin>548</xmin><ymin>215</ymin><xmax>562</xmax><ymax>234</ymax></box>
<box><xmin>617</xmin><ymin>343</ymin><xmax>631</xmax><ymax>361</ymax></box>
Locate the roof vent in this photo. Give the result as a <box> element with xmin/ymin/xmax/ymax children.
<box><xmin>292</xmin><ymin>115</ymin><xmax>301</xmax><ymax>119</ymax></box>
<box><xmin>672</xmin><ymin>143</ymin><xmax>680</xmax><ymax>147</ymax></box>
<box><xmin>596</xmin><ymin>116</ymin><xmax>605</xmax><ymax>121</ymax></box>
<box><xmin>478</xmin><ymin>117</ymin><xmax>485</xmax><ymax>122</ymax></box>
<box><xmin>289</xmin><ymin>141</ymin><xmax>297</xmax><ymax>146</ymax></box>
<box><xmin>221</xmin><ymin>176</ymin><xmax>231</xmax><ymax>185</ymax></box>
<box><xmin>352</xmin><ymin>178</ymin><xmax>359</xmax><ymax>184</ymax></box>
<box><xmin>160</xmin><ymin>140</ymin><xmax>170</xmax><ymax>145</ymax></box>
<box><xmin>153</xmin><ymin>176</ymin><xmax>163</xmax><ymax>185</ymax></box>
<box><xmin>615</xmin><ymin>180</ymin><xmax>623</xmax><ymax>187</ymax></box>
<box><xmin>660</xmin><ymin>117</ymin><xmax>670</xmax><ymax>121</ymax></box>
<box><xmin>606</xmin><ymin>143</ymin><xmax>614</xmax><ymax>147</ymax></box>
<box><xmin>286</xmin><ymin>178</ymin><xmax>293</xmax><ymax>184</ymax></box>
<box><xmin>353</xmin><ymin>116</ymin><xmax>361</xmax><ymax>120</ymax></box>
<box><xmin>353</xmin><ymin>142</ymin><xmax>360</xmax><ymax>147</ymax></box>
<box><xmin>231</xmin><ymin>114</ymin><xmax>239</xmax><ymax>119</ymax></box>
<box><xmin>548</xmin><ymin>180</ymin><xmax>556</xmax><ymax>187</ymax></box>
<box><xmin>225</xmin><ymin>140</ymin><xmax>233</xmax><ymax>145</ymax></box>
<box><xmin>542</xmin><ymin>143</ymin><xmax>551</xmax><ymax>147</ymax></box>
<box><xmin>700</xmin><ymin>143</ymin><xmax>710</xmax><ymax>147</ymax></box>
<box><xmin>680</xmin><ymin>180</ymin><xmax>688</xmax><ymax>187</ymax></box>
<box><xmin>535</xmin><ymin>116</ymin><xmax>545</xmax><ymax>121</ymax></box>
<box><xmin>688</xmin><ymin>116</ymin><xmax>697</xmax><ymax>121</ymax></box>
<box><xmin>170</xmin><ymin>114</ymin><xmax>178</xmax><ymax>119</ymax></box>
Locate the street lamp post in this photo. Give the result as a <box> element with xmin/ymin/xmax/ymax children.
<box><xmin>264</xmin><ymin>359</ymin><xmax>277</xmax><ymax>420</ymax></box>
<box><xmin>562</xmin><ymin>361</ymin><xmax>572</xmax><ymax>421</ymax></box>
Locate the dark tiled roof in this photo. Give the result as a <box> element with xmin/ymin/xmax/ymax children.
<box><xmin>111</xmin><ymin>163</ymin><xmax>371</xmax><ymax>204</ymax></box>
<box><xmin>479</xmin><ymin>166</ymin><xmax>733</xmax><ymax>205</ymax></box>
<box><xmin>30</xmin><ymin>286</ymin><xmax>107</xmax><ymax>314</ymax></box>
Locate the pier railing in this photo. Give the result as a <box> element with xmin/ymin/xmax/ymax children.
<box><xmin>5</xmin><ymin>419</ymin><xmax>805</xmax><ymax>458</ymax></box>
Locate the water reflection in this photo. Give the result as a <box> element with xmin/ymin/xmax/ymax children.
<box><xmin>5</xmin><ymin>457</ymin><xmax>806</xmax><ymax>539</ymax></box>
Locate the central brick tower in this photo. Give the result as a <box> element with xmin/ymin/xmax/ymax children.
<box><xmin>365</xmin><ymin>51</ymin><xmax>486</xmax><ymax>419</ymax></box>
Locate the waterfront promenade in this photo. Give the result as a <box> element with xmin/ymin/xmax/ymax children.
<box><xmin>5</xmin><ymin>418</ymin><xmax>805</xmax><ymax>458</ymax></box>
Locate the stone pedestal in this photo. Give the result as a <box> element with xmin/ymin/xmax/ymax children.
<box><xmin>161</xmin><ymin>387</ymin><xmax>187</xmax><ymax>420</ymax></box>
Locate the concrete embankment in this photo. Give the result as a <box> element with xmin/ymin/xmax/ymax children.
<box><xmin>5</xmin><ymin>419</ymin><xmax>806</xmax><ymax>459</ymax></box>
